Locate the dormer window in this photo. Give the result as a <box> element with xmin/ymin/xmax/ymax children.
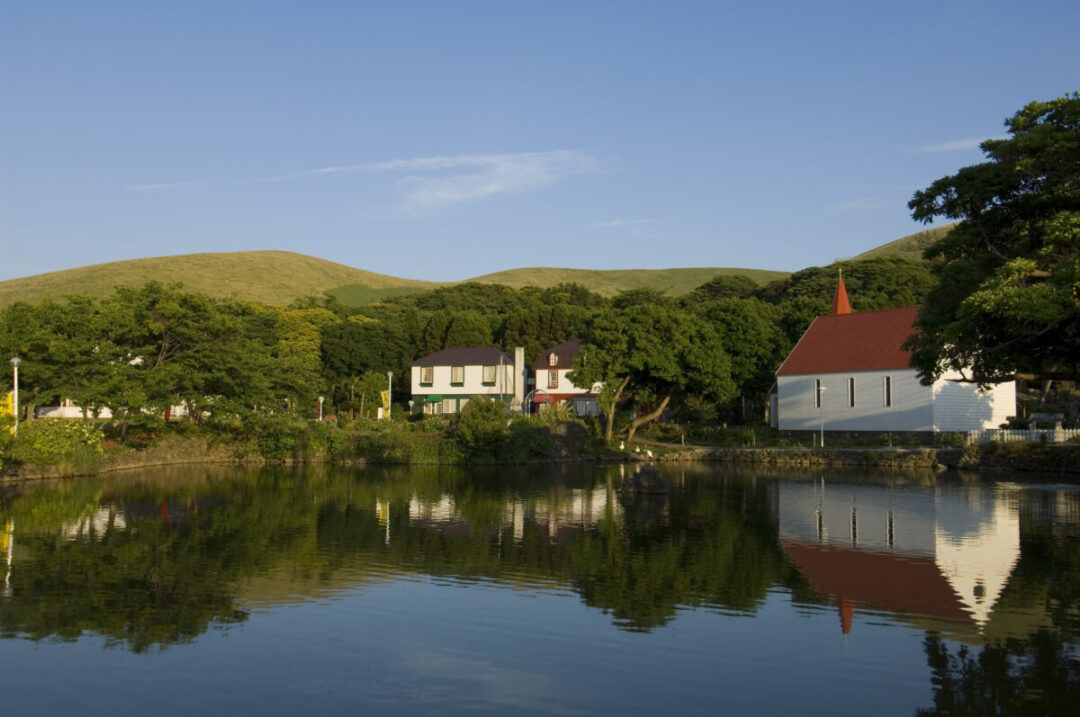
<box><xmin>549</xmin><ymin>353</ymin><xmax>558</xmax><ymax>367</ymax></box>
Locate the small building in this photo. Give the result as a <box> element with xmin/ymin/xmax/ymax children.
<box><xmin>532</xmin><ymin>339</ymin><xmax>602</xmax><ymax>416</ymax></box>
<box><xmin>773</xmin><ymin>275</ymin><xmax>1015</xmax><ymax>432</ymax></box>
<box><xmin>411</xmin><ymin>346</ymin><xmax>526</xmax><ymax>415</ymax></box>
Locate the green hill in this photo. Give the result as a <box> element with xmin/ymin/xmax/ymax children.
<box><xmin>0</xmin><ymin>251</ymin><xmax>442</xmax><ymax>308</ymax></box>
<box><xmin>4</xmin><ymin>223</ymin><xmax>953</xmax><ymax>309</ymax></box>
<box><xmin>0</xmin><ymin>254</ymin><xmax>790</xmax><ymax>308</ymax></box>
<box><xmin>462</xmin><ymin>267</ymin><xmax>789</xmax><ymax>296</ymax></box>
<box><xmin>852</xmin><ymin>223</ymin><xmax>955</xmax><ymax>262</ymax></box>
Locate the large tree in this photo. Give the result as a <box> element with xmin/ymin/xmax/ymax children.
<box><xmin>570</xmin><ymin>304</ymin><xmax>735</xmax><ymax>441</ymax></box>
<box><xmin>907</xmin><ymin>93</ymin><xmax>1080</xmax><ymax>385</ymax></box>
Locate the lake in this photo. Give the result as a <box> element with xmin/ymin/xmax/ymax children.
<box><xmin>1</xmin><ymin>463</ymin><xmax>1078</xmax><ymax>715</ymax></box>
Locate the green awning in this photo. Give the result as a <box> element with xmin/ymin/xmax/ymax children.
<box><xmin>422</xmin><ymin>395</ymin><xmax>443</xmax><ymax>402</ymax></box>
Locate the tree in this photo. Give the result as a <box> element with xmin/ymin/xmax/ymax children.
<box><xmin>683</xmin><ymin>274</ymin><xmax>759</xmax><ymax>304</ymax></box>
<box><xmin>907</xmin><ymin>93</ymin><xmax>1080</xmax><ymax>385</ymax></box>
<box><xmin>693</xmin><ymin>298</ymin><xmax>788</xmax><ymax>421</ymax></box>
<box><xmin>570</xmin><ymin>305</ymin><xmax>736</xmax><ymax>441</ymax></box>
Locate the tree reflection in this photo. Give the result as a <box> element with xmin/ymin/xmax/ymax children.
<box><xmin>0</xmin><ymin>466</ymin><xmax>797</xmax><ymax>648</ymax></box>
<box><xmin>917</xmin><ymin>631</ymin><xmax>1080</xmax><ymax>716</ymax></box>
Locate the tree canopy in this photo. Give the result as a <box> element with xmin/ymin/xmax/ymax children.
<box><xmin>907</xmin><ymin>93</ymin><xmax>1080</xmax><ymax>384</ymax></box>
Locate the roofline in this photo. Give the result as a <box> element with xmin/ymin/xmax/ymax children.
<box><xmin>775</xmin><ymin>315</ymin><xmax>820</xmax><ymax>377</ymax></box>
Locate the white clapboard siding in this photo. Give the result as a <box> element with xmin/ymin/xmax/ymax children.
<box><xmin>777</xmin><ymin>369</ymin><xmax>933</xmax><ymax>431</ymax></box>
<box><xmin>410</xmin><ymin>364</ymin><xmax>516</xmax><ymax>397</ymax></box>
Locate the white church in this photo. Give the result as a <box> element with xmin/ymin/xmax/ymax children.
<box><xmin>770</xmin><ymin>274</ymin><xmax>1015</xmax><ymax>433</ymax></box>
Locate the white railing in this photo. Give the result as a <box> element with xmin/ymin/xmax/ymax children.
<box><xmin>965</xmin><ymin>428</ymin><xmax>1080</xmax><ymax>445</ymax></box>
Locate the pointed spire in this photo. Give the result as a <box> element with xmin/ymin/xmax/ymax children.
<box><xmin>839</xmin><ymin>597</ymin><xmax>855</xmax><ymax>636</ymax></box>
<box><xmin>832</xmin><ymin>267</ymin><xmax>852</xmax><ymax>315</ymax></box>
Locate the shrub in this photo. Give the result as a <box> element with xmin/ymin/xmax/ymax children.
<box><xmin>243</xmin><ymin>413</ymin><xmax>305</xmax><ymax>461</ymax></box>
<box><xmin>535</xmin><ymin>401</ymin><xmax>573</xmax><ymax>426</ymax></box>
<box><xmin>453</xmin><ymin>397</ymin><xmax>510</xmax><ymax>458</ymax></box>
<box><xmin>8</xmin><ymin>419</ymin><xmax>104</xmax><ymax>469</ymax></box>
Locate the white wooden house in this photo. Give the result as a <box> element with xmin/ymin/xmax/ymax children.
<box><xmin>410</xmin><ymin>347</ymin><xmax>526</xmax><ymax>415</ymax></box>
<box><xmin>773</xmin><ymin>278</ymin><xmax>1015</xmax><ymax>432</ymax></box>
<box><xmin>532</xmin><ymin>339</ymin><xmax>602</xmax><ymax>416</ymax></box>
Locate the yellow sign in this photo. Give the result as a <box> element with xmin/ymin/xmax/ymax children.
<box><xmin>380</xmin><ymin>390</ymin><xmax>390</xmax><ymax>410</ymax></box>
<box><xmin>1</xmin><ymin>393</ymin><xmax>12</xmax><ymax>434</ymax></box>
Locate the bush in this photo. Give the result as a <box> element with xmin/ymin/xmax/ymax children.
<box><xmin>243</xmin><ymin>413</ymin><xmax>305</xmax><ymax>461</ymax></box>
<box><xmin>534</xmin><ymin>401</ymin><xmax>574</xmax><ymax>425</ymax></box>
<box><xmin>7</xmin><ymin>419</ymin><xmax>104</xmax><ymax>469</ymax></box>
<box><xmin>453</xmin><ymin>397</ymin><xmax>510</xmax><ymax>458</ymax></box>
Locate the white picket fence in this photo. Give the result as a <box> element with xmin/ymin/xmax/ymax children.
<box><xmin>965</xmin><ymin>428</ymin><xmax>1080</xmax><ymax>445</ymax></box>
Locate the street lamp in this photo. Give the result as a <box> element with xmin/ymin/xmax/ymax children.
<box><xmin>386</xmin><ymin>371</ymin><xmax>393</xmax><ymax>420</ymax></box>
<box><xmin>818</xmin><ymin>384</ymin><xmax>826</xmax><ymax>448</ymax></box>
<box><xmin>10</xmin><ymin>357</ymin><xmax>21</xmax><ymax>435</ymax></box>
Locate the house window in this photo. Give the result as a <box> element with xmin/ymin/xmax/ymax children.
<box><xmin>450</xmin><ymin>366</ymin><xmax>465</xmax><ymax>386</ymax></box>
<box><xmin>815</xmin><ymin>379</ymin><xmax>822</xmax><ymax>408</ymax></box>
<box><xmin>482</xmin><ymin>365</ymin><xmax>496</xmax><ymax>385</ymax></box>
<box><xmin>548</xmin><ymin>370</ymin><xmax>559</xmax><ymax>389</ymax></box>
<box><xmin>548</xmin><ymin>353</ymin><xmax>558</xmax><ymax>367</ymax></box>
<box><xmin>848</xmin><ymin>377</ymin><xmax>856</xmax><ymax>407</ymax></box>
<box><xmin>420</xmin><ymin>366</ymin><xmax>433</xmax><ymax>386</ymax></box>
<box><xmin>883</xmin><ymin>375</ymin><xmax>892</xmax><ymax>407</ymax></box>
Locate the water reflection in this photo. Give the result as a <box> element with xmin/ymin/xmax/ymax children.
<box><xmin>0</xmin><ymin>465</ymin><xmax>1078</xmax><ymax>713</ymax></box>
<box><xmin>777</xmin><ymin>479</ymin><xmax>1025</xmax><ymax>639</ymax></box>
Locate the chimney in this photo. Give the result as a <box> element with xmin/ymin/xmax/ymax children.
<box><xmin>512</xmin><ymin>346</ymin><xmax>525</xmax><ymax>413</ymax></box>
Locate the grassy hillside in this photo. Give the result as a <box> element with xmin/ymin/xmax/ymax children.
<box><xmin>462</xmin><ymin>267</ymin><xmax>789</xmax><ymax>297</ymax></box>
<box><xmin>0</xmin><ymin>251</ymin><xmax>442</xmax><ymax>308</ymax></box>
<box><xmin>0</xmin><ymin>253</ymin><xmax>791</xmax><ymax>308</ymax></box>
<box><xmin>852</xmin><ymin>223</ymin><xmax>955</xmax><ymax>262</ymax></box>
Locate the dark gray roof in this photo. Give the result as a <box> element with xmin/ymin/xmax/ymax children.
<box><xmin>412</xmin><ymin>347</ymin><xmax>514</xmax><ymax>367</ymax></box>
<box><xmin>533</xmin><ymin>338</ymin><xmax>582</xmax><ymax>370</ymax></box>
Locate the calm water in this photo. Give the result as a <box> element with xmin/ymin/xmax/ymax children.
<box><xmin>1</xmin><ymin>464</ymin><xmax>1078</xmax><ymax>715</ymax></box>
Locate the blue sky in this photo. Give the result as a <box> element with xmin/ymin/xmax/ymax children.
<box><xmin>2</xmin><ymin>1</ymin><xmax>1078</xmax><ymax>282</ymax></box>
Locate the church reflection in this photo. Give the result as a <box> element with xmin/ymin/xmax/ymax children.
<box><xmin>774</xmin><ymin>477</ymin><xmax>1057</xmax><ymax>641</ymax></box>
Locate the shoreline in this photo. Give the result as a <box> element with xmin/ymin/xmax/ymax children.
<box><xmin>5</xmin><ymin>435</ymin><xmax>1079</xmax><ymax>482</ymax></box>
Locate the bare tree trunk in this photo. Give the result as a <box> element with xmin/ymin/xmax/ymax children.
<box><xmin>1041</xmin><ymin>379</ymin><xmax>1054</xmax><ymax>402</ymax></box>
<box><xmin>604</xmin><ymin>376</ymin><xmax>631</xmax><ymax>441</ymax></box>
<box><xmin>349</xmin><ymin>382</ymin><xmax>356</xmax><ymax>421</ymax></box>
<box><xmin>359</xmin><ymin>391</ymin><xmax>366</xmax><ymax>420</ymax></box>
<box><xmin>626</xmin><ymin>395</ymin><xmax>671</xmax><ymax>443</ymax></box>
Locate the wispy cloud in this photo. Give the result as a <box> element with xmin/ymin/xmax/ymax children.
<box><xmin>911</xmin><ymin>136</ymin><xmax>1005</xmax><ymax>153</ymax></box>
<box><xmin>126</xmin><ymin>179</ymin><xmax>213</xmax><ymax>191</ymax></box>
<box><xmin>128</xmin><ymin>150</ymin><xmax>598</xmax><ymax>213</ymax></box>
<box><xmin>588</xmin><ymin>219</ymin><xmax>648</xmax><ymax>229</ymax></box>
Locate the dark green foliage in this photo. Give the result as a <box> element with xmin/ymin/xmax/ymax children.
<box><xmin>0</xmin><ymin>249</ymin><xmax>957</xmax><ymax>442</ymax></box>
<box><xmin>907</xmin><ymin>93</ymin><xmax>1080</xmax><ymax>384</ymax></box>
<box><xmin>684</xmin><ymin>274</ymin><xmax>759</xmax><ymax>304</ymax></box>
<box><xmin>7</xmin><ymin>418</ymin><xmax>104</xmax><ymax>469</ymax></box>
<box><xmin>755</xmin><ymin>257</ymin><xmax>937</xmax><ymax>346</ymax></box>
<box><xmin>611</xmin><ymin>287</ymin><xmax>676</xmax><ymax>310</ymax></box>
<box><xmin>413</xmin><ymin>282</ymin><xmax>521</xmax><ymax>313</ymax></box>
<box><xmin>453</xmin><ymin>397</ymin><xmax>510</xmax><ymax>459</ymax></box>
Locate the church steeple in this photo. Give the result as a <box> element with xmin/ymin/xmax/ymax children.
<box><xmin>832</xmin><ymin>267</ymin><xmax>852</xmax><ymax>315</ymax></box>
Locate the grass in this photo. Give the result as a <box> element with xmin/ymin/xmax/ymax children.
<box><xmin>0</xmin><ymin>250</ymin><xmax>442</xmax><ymax>308</ymax></box>
<box><xmin>851</xmin><ymin>223</ymin><xmax>955</xmax><ymax>262</ymax></box>
<box><xmin>1</xmin><ymin>221</ymin><xmax>948</xmax><ymax>309</ymax></box>
<box><xmin>461</xmin><ymin>266</ymin><xmax>790</xmax><ymax>297</ymax></box>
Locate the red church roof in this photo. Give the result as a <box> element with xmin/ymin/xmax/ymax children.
<box><xmin>782</xmin><ymin>540</ymin><xmax>971</xmax><ymax>625</ymax></box>
<box><xmin>776</xmin><ymin>306</ymin><xmax>920</xmax><ymax>376</ymax></box>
